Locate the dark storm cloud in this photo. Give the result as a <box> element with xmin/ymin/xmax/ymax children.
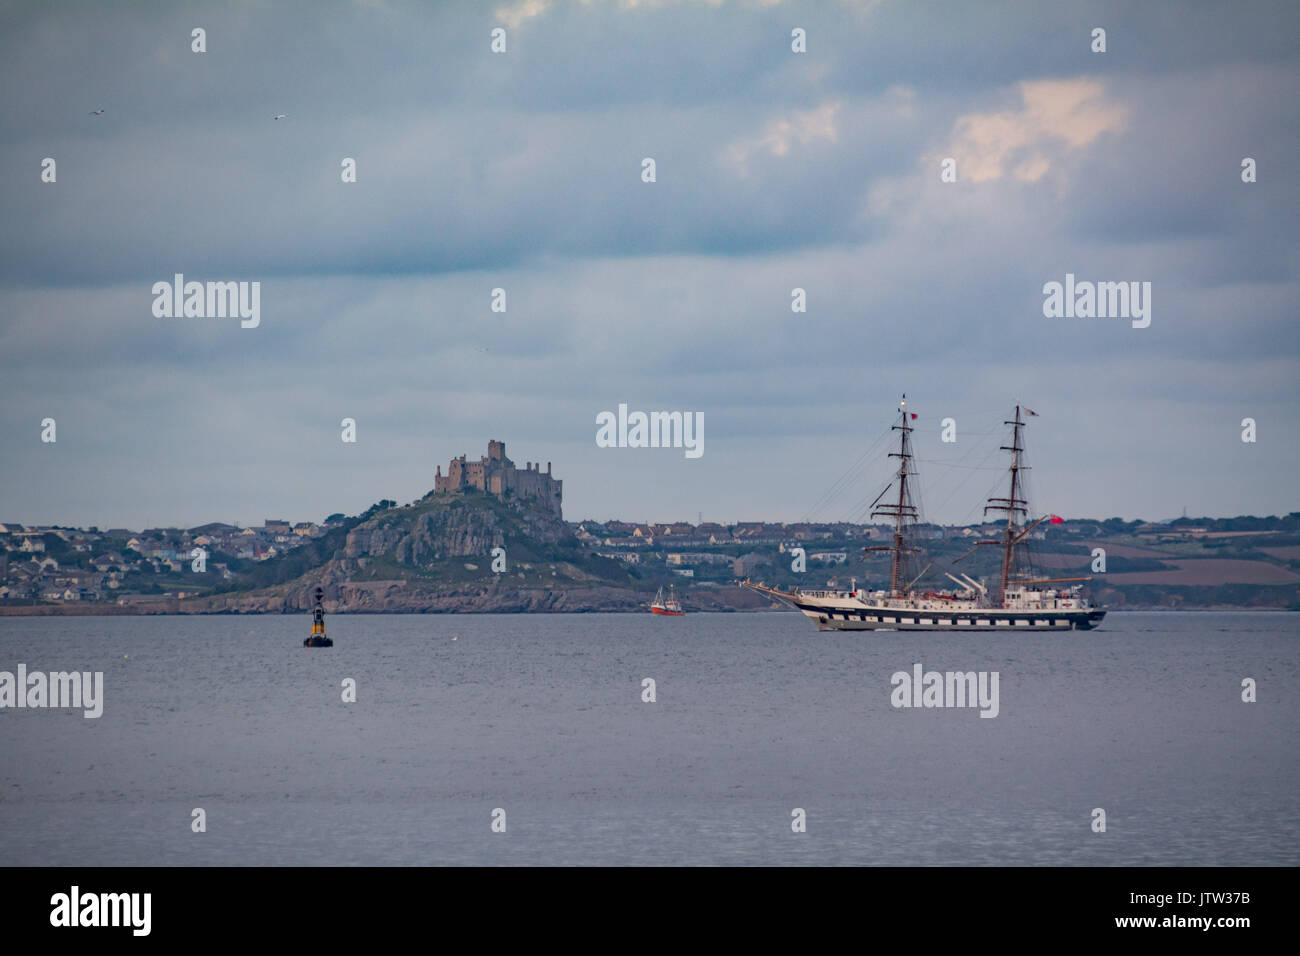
<box><xmin>0</xmin><ymin>0</ymin><xmax>1297</xmax><ymax>527</ymax></box>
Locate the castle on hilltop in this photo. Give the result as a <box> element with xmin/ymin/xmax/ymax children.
<box><xmin>434</xmin><ymin>440</ymin><xmax>563</xmax><ymax>516</ymax></box>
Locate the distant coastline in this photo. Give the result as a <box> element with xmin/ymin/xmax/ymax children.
<box><xmin>0</xmin><ymin>603</ymin><xmax>1294</xmax><ymax>617</ymax></box>
<box><xmin>4</xmin><ymin>484</ymin><xmax>1298</xmax><ymax>615</ymax></box>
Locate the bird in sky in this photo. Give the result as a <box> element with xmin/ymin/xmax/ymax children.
<box><xmin>272</xmin><ymin>114</ymin><xmax>286</xmax><ymax>120</ymax></box>
<box><xmin>89</xmin><ymin>109</ymin><xmax>105</xmax><ymax>115</ymax></box>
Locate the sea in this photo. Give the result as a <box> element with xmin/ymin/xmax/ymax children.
<box><xmin>1</xmin><ymin>611</ymin><xmax>1296</xmax><ymax>866</ymax></box>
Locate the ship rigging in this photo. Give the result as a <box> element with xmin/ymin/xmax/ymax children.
<box><xmin>741</xmin><ymin>397</ymin><xmax>1106</xmax><ymax>632</ymax></box>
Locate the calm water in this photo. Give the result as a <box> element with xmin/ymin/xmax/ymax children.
<box><xmin>1</xmin><ymin>611</ymin><xmax>1296</xmax><ymax>866</ymax></box>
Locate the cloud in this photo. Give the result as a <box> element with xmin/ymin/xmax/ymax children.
<box><xmin>499</xmin><ymin>0</ymin><xmax>777</xmax><ymax>23</ymax></box>
<box><xmin>722</xmin><ymin>100</ymin><xmax>841</xmax><ymax>176</ymax></box>
<box><xmin>939</xmin><ymin>78</ymin><xmax>1129</xmax><ymax>183</ymax></box>
<box><xmin>0</xmin><ymin>1</ymin><xmax>1297</xmax><ymax>528</ymax></box>
<box><xmin>496</xmin><ymin>0</ymin><xmax>553</xmax><ymax>29</ymax></box>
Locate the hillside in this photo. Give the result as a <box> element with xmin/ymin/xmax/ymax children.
<box><xmin>5</xmin><ymin>505</ymin><xmax>1299</xmax><ymax>614</ymax></box>
<box><xmin>175</xmin><ymin>488</ymin><xmax>759</xmax><ymax>614</ymax></box>
<box><xmin>725</xmin><ymin>520</ymin><xmax>1300</xmax><ymax>611</ymax></box>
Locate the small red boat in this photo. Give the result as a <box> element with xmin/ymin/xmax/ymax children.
<box><xmin>650</xmin><ymin>585</ymin><xmax>684</xmax><ymax>616</ymax></box>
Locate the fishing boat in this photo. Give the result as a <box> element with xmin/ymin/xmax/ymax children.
<box><xmin>303</xmin><ymin>586</ymin><xmax>333</xmax><ymax>646</ymax></box>
<box><xmin>650</xmin><ymin>584</ymin><xmax>685</xmax><ymax>616</ymax></box>
<box><xmin>742</xmin><ymin>397</ymin><xmax>1105</xmax><ymax>632</ymax></box>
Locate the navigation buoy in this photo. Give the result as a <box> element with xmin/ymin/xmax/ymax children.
<box><xmin>303</xmin><ymin>586</ymin><xmax>333</xmax><ymax>647</ymax></box>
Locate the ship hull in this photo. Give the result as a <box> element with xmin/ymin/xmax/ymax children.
<box><xmin>743</xmin><ymin>582</ymin><xmax>1104</xmax><ymax>632</ymax></box>
<box><xmin>651</xmin><ymin>606</ymin><xmax>684</xmax><ymax>616</ymax></box>
<box><xmin>793</xmin><ymin>600</ymin><xmax>1105</xmax><ymax>632</ymax></box>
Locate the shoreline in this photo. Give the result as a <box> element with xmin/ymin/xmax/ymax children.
<box><xmin>0</xmin><ymin>604</ymin><xmax>1292</xmax><ymax>617</ymax></box>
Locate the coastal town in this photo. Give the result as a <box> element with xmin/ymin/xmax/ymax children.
<box><xmin>3</xmin><ymin>440</ymin><xmax>1298</xmax><ymax>612</ymax></box>
<box><xmin>0</xmin><ymin>513</ymin><xmax>1047</xmax><ymax>606</ymax></box>
<box><xmin>0</xmin><ymin>517</ymin><xmax>341</xmax><ymax>607</ymax></box>
<box><xmin>3</xmin><ymin>511</ymin><xmax>1298</xmax><ymax>611</ymax></box>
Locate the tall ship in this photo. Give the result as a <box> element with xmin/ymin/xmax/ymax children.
<box><xmin>742</xmin><ymin>397</ymin><xmax>1105</xmax><ymax>632</ymax></box>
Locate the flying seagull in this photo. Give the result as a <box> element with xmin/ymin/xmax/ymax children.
<box><xmin>272</xmin><ymin>114</ymin><xmax>286</xmax><ymax>120</ymax></box>
<box><xmin>89</xmin><ymin>109</ymin><xmax>105</xmax><ymax>115</ymax></box>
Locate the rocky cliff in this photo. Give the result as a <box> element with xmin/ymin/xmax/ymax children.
<box><xmin>170</xmin><ymin>488</ymin><xmax>765</xmax><ymax>614</ymax></box>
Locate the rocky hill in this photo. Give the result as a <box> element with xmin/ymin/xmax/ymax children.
<box><xmin>173</xmin><ymin>488</ymin><xmax>761</xmax><ymax>614</ymax></box>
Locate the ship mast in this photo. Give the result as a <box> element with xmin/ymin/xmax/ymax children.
<box><xmin>867</xmin><ymin>395</ymin><xmax>920</xmax><ymax>596</ymax></box>
<box><xmin>984</xmin><ymin>405</ymin><xmax>1029</xmax><ymax>603</ymax></box>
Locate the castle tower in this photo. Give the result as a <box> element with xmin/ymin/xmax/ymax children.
<box><xmin>434</xmin><ymin>441</ymin><xmax>562</xmax><ymax>516</ymax></box>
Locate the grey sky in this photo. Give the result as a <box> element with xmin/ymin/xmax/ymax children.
<box><xmin>1</xmin><ymin>0</ymin><xmax>1297</xmax><ymax>529</ymax></box>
